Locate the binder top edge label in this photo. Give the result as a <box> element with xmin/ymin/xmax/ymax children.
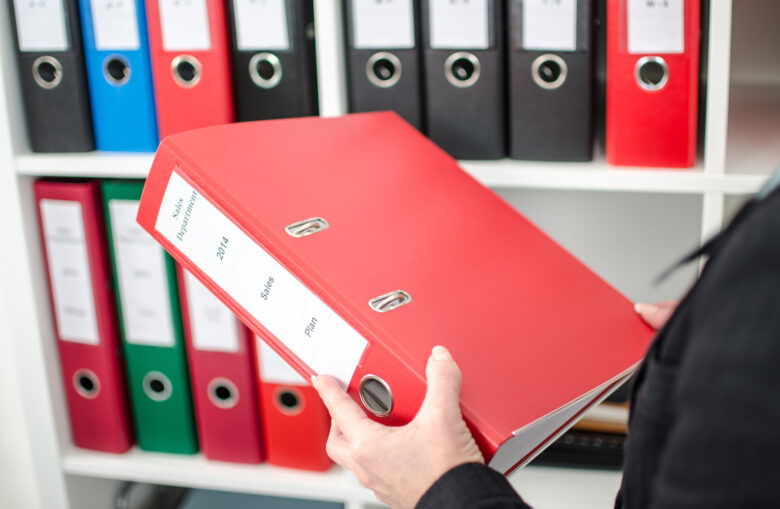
<box><xmin>351</xmin><ymin>0</ymin><xmax>415</xmax><ymax>50</ymax></box>
<box><xmin>627</xmin><ymin>0</ymin><xmax>685</xmax><ymax>55</ymax></box>
<box><xmin>234</xmin><ymin>0</ymin><xmax>291</xmax><ymax>51</ymax></box>
<box><xmin>40</xmin><ymin>199</ymin><xmax>100</xmax><ymax>345</ymax></box>
<box><xmin>155</xmin><ymin>169</ymin><xmax>367</xmax><ymax>387</ymax></box>
<box><xmin>13</xmin><ymin>0</ymin><xmax>70</xmax><ymax>52</ymax></box>
<box><xmin>89</xmin><ymin>0</ymin><xmax>142</xmax><ymax>51</ymax></box>
<box><xmin>159</xmin><ymin>0</ymin><xmax>212</xmax><ymax>52</ymax></box>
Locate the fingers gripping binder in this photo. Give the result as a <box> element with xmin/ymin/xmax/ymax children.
<box><xmin>137</xmin><ymin>112</ymin><xmax>653</xmax><ymax>475</ymax></box>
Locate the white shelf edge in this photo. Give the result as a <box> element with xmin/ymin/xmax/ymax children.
<box><xmin>62</xmin><ymin>448</ymin><xmax>375</xmax><ymax>504</ymax></box>
<box><xmin>15</xmin><ymin>154</ymin><xmax>770</xmax><ymax>195</ymax></box>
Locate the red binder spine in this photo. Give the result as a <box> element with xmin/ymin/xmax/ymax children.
<box><xmin>34</xmin><ymin>180</ymin><xmax>133</xmax><ymax>453</ymax></box>
<box><xmin>177</xmin><ymin>266</ymin><xmax>263</xmax><ymax>463</ymax></box>
<box><xmin>606</xmin><ymin>0</ymin><xmax>701</xmax><ymax>168</ymax></box>
<box><xmin>146</xmin><ymin>0</ymin><xmax>234</xmax><ymax>139</ymax></box>
<box><xmin>256</xmin><ymin>338</ymin><xmax>332</xmax><ymax>471</ymax></box>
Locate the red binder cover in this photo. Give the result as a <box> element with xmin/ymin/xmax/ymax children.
<box><xmin>256</xmin><ymin>337</ymin><xmax>332</xmax><ymax>471</ymax></box>
<box><xmin>146</xmin><ymin>0</ymin><xmax>234</xmax><ymax>139</ymax></box>
<box><xmin>177</xmin><ymin>266</ymin><xmax>262</xmax><ymax>463</ymax></box>
<box><xmin>34</xmin><ymin>180</ymin><xmax>133</xmax><ymax>453</ymax></box>
<box><xmin>136</xmin><ymin>112</ymin><xmax>654</xmax><ymax>475</ymax></box>
<box><xmin>606</xmin><ymin>0</ymin><xmax>701</xmax><ymax>168</ymax></box>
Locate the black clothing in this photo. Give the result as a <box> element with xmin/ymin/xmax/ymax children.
<box><xmin>418</xmin><ymin>186</ymin><xmax>780</xmax><ymax>509</ymax></box>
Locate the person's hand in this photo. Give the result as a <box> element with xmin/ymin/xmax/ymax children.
<box><xmin>311</xmin><ymin>346</ymin><xmax>483</xmax><ymax>509</ymax></box>
<box><xmin>635</xmin><ymin>300</ymin><xmax>680</xmax><ymax>330</ymax></box>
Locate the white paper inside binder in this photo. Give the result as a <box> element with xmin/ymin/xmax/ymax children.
<box><xmin>155</xmin><ymin>170</ymin><xmax>368</xmax><ymax>387</ymax></box>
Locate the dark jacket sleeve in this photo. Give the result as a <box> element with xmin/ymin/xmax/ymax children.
<box><xmin>416</xmin><ymin>463</ymin><xmax>532</xmax><ymax>509</ymax></box>
<box><xmin>646</xmin><ymin>191</ymin><xmax>780</xmax><ymax>508</ymax></box>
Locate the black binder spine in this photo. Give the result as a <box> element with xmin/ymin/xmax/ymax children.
<box><xmin>227</xmin><ymin>0</ymin><xmax>318</xmax><ymax>122</ymax></box>
<box><xmin>9</xmin><ymin>0</ymin><xmax>94</xmax><ymax>153</ymax></box>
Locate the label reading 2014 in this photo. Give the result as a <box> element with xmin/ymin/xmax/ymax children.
<box><xmin>154</xmin><ymin>169</ymin><xmax>368</xmax><ymax>387</ymax></box>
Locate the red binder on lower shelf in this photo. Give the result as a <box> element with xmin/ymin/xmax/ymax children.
<box><xmin>177</xmin><ymin>267</ymin><xmax>263</xmax><ymax>463</ymax></box>
<box><xmin>136</xmin><ymin>112</ymin><xmax>654</xmax><ymax>475</ymax></box>
<box><xmin>34</xmin><ymin>179</ymin><xmax>133</xmax><ymax>453</ymax></box>
<box><xmin>256</xmin><ymin>338</ymin><xmax>332</xmax><ymax>471</ymax></box>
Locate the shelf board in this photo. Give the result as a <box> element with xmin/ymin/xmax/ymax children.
<box><xmin>15</xmin><ymin>153</ymin><xmax>768</xmax><ymax>195</ymax></box>
<box><xmin>61</xmin><ymin>447</ymin><xmax>623</xmax><ymax>508</ymax></box>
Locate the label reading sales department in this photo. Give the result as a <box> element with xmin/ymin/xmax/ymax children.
<box><xmin>155</xmin><ymin>170</ymin><xmax>368</xmax><ymax>387</ymax></box>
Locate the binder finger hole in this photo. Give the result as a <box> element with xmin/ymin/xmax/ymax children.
<box><xmin>143</xmin><ymin>371</ymin><xmax>172</xmax><ymax>402</ymax></box>
<box><xmin>359</xmin><ymin>375</ymin><xmax>393</xmax><ymax>417</ymax></box>
<box><xmin>32</xmin><ymin>56</ymin><xmax>63</xmax><ymax>89</ymax></box>
<box><xmin>249</xmin><ymin>53</ymin><xmax>282</xmax><ymax>89</ymax></box>
<box><xmin>635</xmin><ymin>56</ymin><xmax>669</xmax><ymax>92</ymax></box>
<box><xmin>366</xmin><ymin>52</ymin><xmax>402</xmax><ymax>88</ymax></box>
<box><xmin>73</xmin><ymin>369</ymin><xmax>100</xmax><ymax>399</ymax></box>
<box><xmin>444</xmin><ymin>52</ymin><xmax>481</xmax><ymax>88</ymax></box>
<box><xmin>104</xmin><ymin>56</ymin><xmax>131</xmax><ymax>86</ymax></box>
<box><xmin>274</xmin><ymin>387</ymin><xmax>304</xmax><ymax>415</ymax></box>
<box><xmin>171</xmin><ymin>55</ymin><xmax>202</xmax><ymax>88</ymax></box>
<box><xmin>531</xmin><ymin>54</ymin><xmax>568</xmax><ymax>90</ymax></box>
<box><xmin>208</xmin><ymin>378</ymin><xmax>239</xmax><ymax>409</ymax></box>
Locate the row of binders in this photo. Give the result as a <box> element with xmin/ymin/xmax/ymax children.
<box><xmin>35</xmin><ymin>178</ymin><xmax>331</xmax><ymax>470</ymax></box>
<box><xmin>11</xmin><ymin>0</ymin><xmax>701</xmax><ymax>167</ymax></box>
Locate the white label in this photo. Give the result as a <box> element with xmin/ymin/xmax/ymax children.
<box><xmin>257</xmin><ymin>339</ymin><xmax>306</xmax><ymax>385</ymax></box>
<box><xmin>109</xmin><ymin>200</ymin><xmax>175</xmax><ymax>347</ymax></box>
<box><xmin>429</xmin><ymin>0</ymin><xmax>489</xmax><ymax>50</ymax></box>
<box><xmin>13</xmin><ymin>0</ymin><xmax>69</xmax><ymax>52</ymax></box>
<box><xmin>155</xmin><ymin>170</ymin><xmax>368</xmax><ymax>387</ymax></box>
<box><xmin>352</xmin><ymin>0</ymin><xmax>415</xmax><ymax>50</ymax></box>
<box><xmin>183</xmin><ymin>269</ymin><xmax>240</xmax><ymax>352</ymax></box>
<box><xmin>90</xmin><ymin>0</ymin><xmax>141</xmax><ymax>50</ymax></box>
<box><xmin>627</xmin><ymin>0</ymin><xmax>684</xmax><ymax>54</ymax></box>
<box><xmin>40</xmin><ymin>200</ymin><xmax>100</xmax><ymax>345</ymax></box>
<box><xmin>159</xmin><ymin>0</ymin><xmax>211</xmax><ymax>51</ymax></box>
<box><xmin>522</xmin><ymin>0</ymin><xmax>577</xmax><ymax>51</ymax></box>
<box><xmin>234</xmin><ymin>0</ymin><xmax>290</xmax><ymax>51</ymax></box>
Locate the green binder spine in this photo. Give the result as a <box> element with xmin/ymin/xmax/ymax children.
<box><xmin>101</xmin><ymin>180</ymin><xmax>198</xmax><ymax>454</ymax></box>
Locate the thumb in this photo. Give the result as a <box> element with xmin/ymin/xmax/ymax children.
<box><xmin>417</xmin><ymin>346</ymin><xmax>463</xmax><ymax>422</ymax></box>
<box><xmin>635</xmin><ymin>300</ymin><xmax>679</xmax><ymax>331</ymax></box>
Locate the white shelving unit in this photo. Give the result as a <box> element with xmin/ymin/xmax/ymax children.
<box><xmin>1</xmin><ymin>1</ymin><xmax>777</xmax><ymax>508</ymax></box>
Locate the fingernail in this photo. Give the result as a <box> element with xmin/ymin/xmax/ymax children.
<box><xmin>635</xmin><ymin>303</ymin><xmax>658</xmax><ymax>314</ymax></box>
<box><xmin>432</xmin><ymin>345</ymin><xmax>451</xmax><ymax>361</ymax></box>
<box><xmin>311</xmin><ymin>375</ymin><xmax>319</xmax><ymax>389</ymax></box>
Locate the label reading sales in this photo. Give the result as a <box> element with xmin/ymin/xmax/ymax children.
<box><xmin>155</xmin><ymin>170</ymin><xmax>368</xmax><ymax>387</ymax></box>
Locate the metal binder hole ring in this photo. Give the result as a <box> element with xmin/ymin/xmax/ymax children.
<box><xmin>142</xmin><ymin>371</ymin><xmax>173</xmax><ymax>402</ymax></box>
<box><xmin>32</xmin><ymin>56</ymin><xmax>63</xmax><ymax>89</ymax></box>
<box><xmin>366</xmin><ymin>52</ymin><xmax>402</xmax><ymax>88</ymax></box>
<box><xmin>208</xmin><ymin>377</ymin><xmax>239</xmax><ymax>409</ymax></box>
<box><xmin>274</xmin><ymin>387</ymin><xmax>304</xmax><ymax>415</ymax></box>
<box><xmin>103</xmin><ymin>55</ymin><xmax>131</xmax><ymax>85</ymax></box>
<box><xmin>531</xmin><ymin>54</ymin><xmax>568</xmax><ymax>90</ymax></box>
<box><xmin>171</xmin><ymin>55</ymin><xmax>202</xmax><ymax>88</ymax></box>
<box><xmin>359</xmin><ymin>375</ymin><xmax>393</xmax><ymax>417</ymax></box>
<box><xmin>249</xmin><ymin>52</ymin><xmax>283</xmax><ymax>89</ymax></box>
<box><xmin>285</xmin><ymin>217</ymin><xmax>329</xmax><ymax>238</ymax></box>
<box><xmin>635</xmin><ymin>56</ymin><xmax>669</xmax><ymax>92</ymax></box>
<box><xmin>369</xmin><ymin>290</ymin><xmax>412</xmax><ymax>313</ymax></box>
<box><xmin>444</xmin><ymin>52</ymin><xmax>481</xmax><ymax>88</ymax></box>
<box><xmin>73</xmin><ymin>369</ymin><xmax>100</xmax><ymax>399</ymax></box>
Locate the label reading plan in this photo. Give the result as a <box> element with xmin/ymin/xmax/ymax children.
<box><xmin>155</xmin><ymin>170</ymin><xmax>368</xmax><ymax>386</ymax></box>
<box><xmin>159</xmin><ymin>0</ymin><xmax>211</xmax><ymax>51</ymax></box>
<box><xmin>521</xmin><ymin>0</ymin><xmax>577</xmax><ymax>52</ymax></box>
<box><xmin>627</xmin><ymin>0</ymin><xmax>684</xmax><ymax>54</ymax></box>
<box><xmin>13</xmin><ymin>0</ymin><xmax>69</xmax><ymax>52</ymax></box>
<box><xmin>352</xmin><ymin>0</ymin><xmax>415</xmax><ymax>50</ymax></box>
<box><xmin>110</xmin><ymin>199</ymin><xmax>175</xmax><ymax>347</ymax></box>
<box><xmin>90</xmin><ymin>0</ymin><xmax>141</xmax><ymax>50</ymax></box>
<box><xmin>40</xmin><ymin>200</ymin><xmax>100</xmax><ymax>345</ymax></box>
